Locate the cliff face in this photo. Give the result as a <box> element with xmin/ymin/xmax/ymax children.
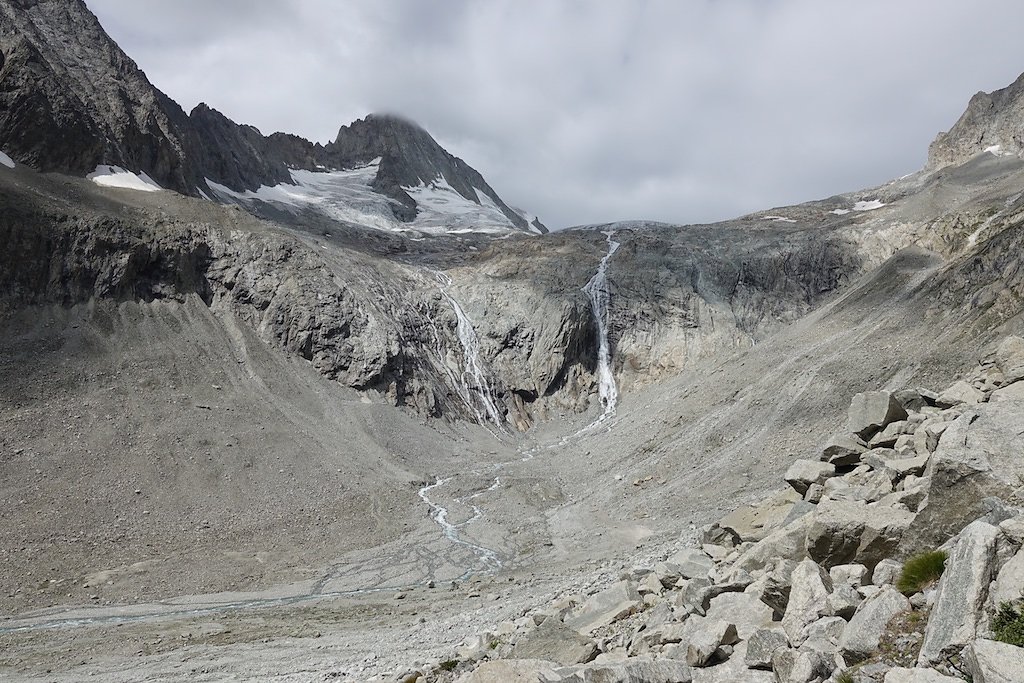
<box><xmin>927</xmin><ymin>71</ymin><xmax>1024</xmax><ymax>170</ymax></box>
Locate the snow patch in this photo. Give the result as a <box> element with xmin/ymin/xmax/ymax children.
<box><xmin>762</xmin><ymin>215</ymin><xmax>797</xmax><ymax>223</ymax></box>
<box><xmin>88</xmin><ymin>165</ymin><xmax>162</xmax><ymax>192</ymax></box>
<box><xmin>0</xmin><ymin>151</ymin><xmax>15</xmax><ymax>169</ymax></box>
<box><xmin>830</xmin><ymin>209</ymin><xmax>850</xmax><ymax>215</ymax></box>
<box><xmin>984</xmin><ymin>144</ymin><xmax>1009</xmax><ymax>157</ymax></box>
<box><xmin>853</xmin><ymin>200</ymin><xmax>885</xmax><ymax>211</ymax></box>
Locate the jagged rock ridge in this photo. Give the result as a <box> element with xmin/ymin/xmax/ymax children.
<box><xmin>0</xmin><ymin>0</ymin><xmax>544</xmax><ymax>234</ymax></box>
<box><xmin>928</xmin><ymin>70</ymin><xmax>1024</xmax><ymax>170</ymax></box>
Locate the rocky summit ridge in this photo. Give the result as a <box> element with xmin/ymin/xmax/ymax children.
<box><xmin>0</xmin><ymin>0</ymin><xmax>543</xmax><ymax>234</ymax></box>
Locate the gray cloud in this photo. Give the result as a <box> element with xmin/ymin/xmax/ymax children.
<box><xmin>87</xmin><ymin>0</ymin><xmax>1024</xmax><ymax>229</ymax></box>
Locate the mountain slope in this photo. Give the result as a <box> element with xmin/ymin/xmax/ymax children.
<box><xmin>928</xmin><ymin>70</ymin><xmax>1024</xmax><ymax>169</ymax></box>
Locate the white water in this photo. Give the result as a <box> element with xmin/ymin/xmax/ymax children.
<box><xmin>580</xmin><ymin>230</ymin><xmax>621</xmax><ymax>431</ymax></box>
<box><xmin>432</xmin><ymin>271</ymin><xmax>504</xmax><ymax>427</ymax></box>
<box><xmin>418</xmin><ymin>478</ymin><xmax>502</xmax><ymax>572</ymax></box>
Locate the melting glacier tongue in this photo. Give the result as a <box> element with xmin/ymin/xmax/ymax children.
<box><xmin>433</xmin><ymin>271</ymin><xmax>505</xmax><ymax>427</ymax></box>
<box><xmin>580</xmin><ymin>230</ymin><xmax>621</xmax><ymax>430</ymax></box>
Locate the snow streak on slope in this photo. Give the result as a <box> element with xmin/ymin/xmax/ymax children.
<box><xmin>207</xmin><ymin>160</ymin><xmax>523</xmax><ymax>235</ymax></box>
<box><xmin>87</xmin><ymin>165</ymin><xmax>162</xmax><ymax>192</ymax></box>
<box><xmin>580</xmin><ymin>230</ymin><xmax>621</xmax><ymax>431</ymax></box>
<box><xmin>433</xmin><ymin>271</ymin><xmax>504</xmax><ymax>428</ymax></box>
<box><xmin>0</xmin><ymin>151</ymin><xmax>14</xmax><ymax>169</ymax></box>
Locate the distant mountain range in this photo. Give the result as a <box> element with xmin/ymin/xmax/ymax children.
<box><xmin>0</xmin><ymin>0</ymin><xmax>546</xmax><ymax>235</ymax></box>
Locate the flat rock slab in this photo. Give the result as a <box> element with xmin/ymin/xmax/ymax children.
<box><xmin>848</xmin><ymin>391</ymin><xmax>908</xmax><ymax>439</ymax></box>
<box><xmin>964</xmin><ymin>637</ymin><xmax>1024</xmax><ymax>683</ymax></box>
<box><xmin>918</xmin><ymin>520</ymin><xmax>1001</xmax><ymax>665</ymax></box>
<box><xmin>456</xmin><ymin>658</ymin><xmax>561</xmax><ymax>683</ymax></box>
<box><xmin>840</xmin><ymin>585</ymin><xmax>911</xmax><ymax>663</ymax></box>
<box><xmin>716</xmin><ymin>489</ymin><xmax>801</xmax><ymax>543</ymax></box>
<box><xmin>806</xmin><ymin>499</ymin><xmax>915</xmax><ymax>570</ymax></box>
<box><xmin>996</xmin><ymin>335</ymin><xmax>1024</xmax><ymax>383</ymax></box>
<box><xmin>511</xmin><ymin>621</ymin><xmax>598</xmax><ymax>665</ymax></box>
<box><xmin>565</xmin><ymin>580</ymin><xmax>642</xmax><ymax>635</ymax></box>
<box><xmin>556</xmin><ymin>655</ymin><xmax>693</xmax><ymax>683</ymax></box>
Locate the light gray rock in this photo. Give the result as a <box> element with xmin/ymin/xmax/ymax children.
<box><xmin>999</xmin><ymin>515</ymin><xmax>1024</xmax><ymax>545</ymax></box>
<box><xmin>989</xmin><ymin>381</ymin><xmax>1024</xmax><ymax>402</ymax></box>
<box><xmin>830</xmin><ymin>564</ymin><xmax>868</xmax><ymax>588</ymax></box>
<box><xmin>964</xmin><ymin>637</ymin><xmax>1024</xmax><ymax>683</ymax></box>
<box><xmin>882</xmin><ymin>453</ymin><xmax>930</xmax><ymax>481</ymax></box>
<box><xmin>556</xmin><ymin>655</ymin><xmax>694</xmax><ymax>683</ymax></box>
<box><xmin>565</xmin><ymin>581</ymin><xmax>643</xmax><ymax>635</ymax></box>
<box><xmin>936</xmin><ymin>380</ymin><xmax>986</xmax><ymax>407</ymax></box>
<box><xmin>881</xmin><ymin>668</ymin><xmax>962</xmax><ymax>682</ymax></box>
<box><xmin>733</xmin><ymin>516</ymin><xmax>813</xmax><ymax>574</ymax></box>
<box><xmin>871</xmin><ymin>559</ymin><xmax>903</xmax><ymax>587</ymax></box>
<box><xmin>848</xmin><ymin>391</ymin><xmax>909</xmax><ymax>440</ymax></box>
<box><xmin>822</xmin><ymin>468</ymin><xmax>894</xmax><ymax>503</ymax></box>
<box><xmin>839</xmin><ymin>585</ymin><xmax>911</xmax><ymax>663</ymax></box>
<box><xmin>918</xmin><ymin>521</ymin><xmax>1001</xmax><ymax>665</ymax></box>
<box><xmin>869</xmin><ymin>421</ymin><xmax>907</xmax><ymax>449</ymax></box>
<box><xmin>713</xmin><ymin>489</ymin><xmax>803</xmax><ymax>545</ymax></box>
<box><xmin>771</xmin><ymin>648</ymin><xmax>834</xmax><ymax>683</ymax></box>
<box><xmin>510</xmin><ymin>621</ymin><xmax>598</xmax><ymax>665</ymax></box>
<box><xmin>785</xmin><ymin>459</ymin><xmax>837</xmax><ymax>496</ymax></box>
<box><xmin>803</xmin><ymin>615</ymin><xmax>846</xmax><ymax>653</ymax></box>
<box><xmin>666</xmin><ymin>548</ymin><xmax>715</xmax><ymax>580</ymax></box>
<box><xmin>826</xmin><ymin>583</ymin><xmax>863</xmax><ymax>620</ymax></box>
<box><xmin>782</xmin><ymin>560</ymin><xmax>833</xmax><ymax>646</ymax></box>
<box><xmin>685</xmin><ymin>619</ymin><xmax>738</xmax><ymax>667</ymax></box>
<box><xmin>901</xmin><ymin>403</ymin><xmax>1024</xmax><ymax>555</ymax></box>
<box><xmin>995</xmin><ymin>336</ymin><xmax>1024</xmax><ymax>383</ymax></box>
<box><xmin>705</xmin><ymin>591</ymin><xmax>773</xmax><ymax>640</ymax></box>
<box><xmin>806</xmin><ymin>499</ymin><xmax>915</xmax><ymax>570</ymax></box>
<box><xmin>823</xmin><ymin>434</ymin><xmax>869</xmax><ymax>467</ymax></box>
<box><xmin>757</xmin><ymin>558</ymin><xmax>798</xmax><ymax>615</ymax></box>
<box><xmin>990</xmin><ymin>546</ymin><xmax>1024</xmax><ymax>608</ymax></box>
<box><xmin>744</xmin><ymin>627</ymin><xmax>789</xmax><ymax>670</ymax></box>
<box><xmin>691</xmin><ymin>642</ymin><xmax>774</xmax><ymax>683</ymax></box>
<box><xmin>455</xmin><ymin>658</ymin><xmax>561</xmax><ymax>683</ymax></box>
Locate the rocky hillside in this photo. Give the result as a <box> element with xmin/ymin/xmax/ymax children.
<box><xmin>0</xmin><ymin>0</ymin><xmax>542</xmax><ymax>234</ymax></box>
<box><xmin>400</xmin><ymin>343</ymin><xmax>1024</xmax><ymax>683</ymax></box>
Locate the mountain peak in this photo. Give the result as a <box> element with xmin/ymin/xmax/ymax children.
<box><xmin>927</xmin><ymin>70</ymin><xmax>1024</xmax><ymax>170</ymax></box>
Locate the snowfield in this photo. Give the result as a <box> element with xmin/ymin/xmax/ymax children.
<box><xmin>853</xmin><ymin>199</ymin><xmax>885</xmax><ymax>211</ymax></box>
<box><xmin>88</xmin><ymin>165</ymin><xmax>162</xmax><ymax>192</ymax></box>
<box><xmin>0</xmin><ymin>150</ymin><xmax>14</xmax><ymax>169</ymax></box>
<box><xmin>206</xmin><ymin>159</ymin><xmax>523</xmax><ymax>235</ymax></box>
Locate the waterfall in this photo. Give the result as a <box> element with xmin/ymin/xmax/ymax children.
<box><xmin>432</xmin><ymin>271</ymin><xmax>504</xmax><ymax>427</ymax></box>
<box><xmin>581</xmin><ymin>230</ymin><xmax>621</xmax><ymax>429</ymax></box>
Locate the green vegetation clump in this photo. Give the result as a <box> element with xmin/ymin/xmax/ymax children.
<box><xmin>992</xmin><ymin>599</ymin><xmax>1024</xmax><ymax>647</ymax></box>
<box><xmin>835</xmin><ymin>671</ymin><xmax>855</xmax><ymax>683</ymax></box>
<box><xmin>897</xmin><ymin>550</ymin><xmax>948</xmax><ymax>595</ymax></box>
<box><xmin>438</xmin><ymin>660</ymin><xmax>460</xmax><ymax>672</ymax></box>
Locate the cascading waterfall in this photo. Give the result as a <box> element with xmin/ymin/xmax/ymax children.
<box><xmin>431</xmin><ymin>271</ymin><xmax>505</xmax><ymax>428</ymax></box>
<box><xmin>580</xmin><ymin>230</ymin><xmax>621</xmax><ymax>430</ymax></box>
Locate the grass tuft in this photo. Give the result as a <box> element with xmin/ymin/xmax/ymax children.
<box><xmin>836</xmin><ymin>671</ymin><xmax>855</xmax><ymax>683</ymax></box>
<box><xmin>992</xmin><ymin>599</ymin><xmax>1024</xmax><ymax>647</ymax></box>
<box><xmin>897</xmin><ymin>550</ymin><xmax>947</xmax><ymax>595</ymax></box>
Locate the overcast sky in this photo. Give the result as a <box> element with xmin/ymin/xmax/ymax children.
<box><xmin>88</xmin><ymin>1</ymin><xmax>1024</xmax><ymax>230</ymax></box>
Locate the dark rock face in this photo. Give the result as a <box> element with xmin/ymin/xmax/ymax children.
<box><xmin>0</xmin><ymin>0</ymin><xmax>545</xmax><ymax>232</ymax></box>
<box><xmin>0</xmin><ymin>0</ymin><xmax>202</xmax><ymax>193</ymax></box>
<box><xmin>928</xmin><ymin>71</ymin><xmax>1024</xmax><ymax>170</ymax></box>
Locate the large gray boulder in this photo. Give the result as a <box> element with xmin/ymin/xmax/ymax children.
<box><xmin>714</xmin><ymin>489</ymin><xmax>802</xmax><ymax>543</ymax></box>
<box><xmin>964</xmin><ymin>638</ymin><xmax>1024</xmax><ymax>683</ymax></box>
<box><xmin>848</xmin><ymin>391</ymin><xmax>908</xmax><ymax>439</ymax></box>
<box><xmin>822</xmin><ymin>433</ymin><xmax>869</xmax><ymax>467</ymax></box>
<box><xmin>781</xmin><ymin>560</ymin><xmax>833</xmax><ymax>645</ymax></box>
<box><xmin>995</xmin><ymin>335</ymin><xmax>1024</xmax><ymax>383</ymax></box>
<box><xmin>565</xmin><ymin>581</ymin><xmax>643</xmax><ymax>634</ymax></box>
<box><xmin>665</xmin><ymin>548</ymin><xmax>715</xmax><ymax>580</ymax></box>
<box><xmin>685</xmin><ymin>619</ymin><xmax>738</xmax><ymax>667</ymax></box>
<box><xmin>918</xmin><ymin>521</ymin><xmax>1001</xmax><ymax>665</ymax></box>
<box><xmin>455</xmin><ymin>658</ymin><xmax>561</xmax><ymax>683</ymax></box>
<box><xmin>901</xmin><ymin>402</ymin><xmax>1024</xmax><ymax>555</ymax></box>
<box><xmin>704</xmin><ymin>591</ymin><xmax>773</xmax><ymax>640</ymax></box>
<box><xmin>556</xmin><ymin>655</ymin><xmax>694</xmax><ymax>683</ymax></box>
<box><xmin>743</xmin><ymin>627</ymin><xmax>789</xmax><ymax>670</ymax></box>
<box><xmin>839</xmin><ymin>585</ymin><xmax>911</xmax><ymax>663</ymax></box>
<box><xmin>510</xmin><ymin>621</ymin><xmax>598</xmax><ymax>665</ymax></box>
<box><xmin>733</xmin><ymin>516</ymin><xmax>813</xmax><ymax>573</ymax></box>
<box><xmin>805</xmin><ymin>499</ymin><xmax>915</xmax><ymax>570</ymax></box>
<box><xmin>691</xmin><ymin>642</ymin><xmax>774</xmax><ymax>683</ymax></box>
<box><xmin>770</xmin><ymin>648</ymin><xmax>834</xmax><ymax>683</ymax></box>
<box><xmin>990</xmin><ymin>546</ymin><xmax>1024</xmax><ymax>608</ymax></box>
<box><xmin>784</xmin><ymin>459</ymin><xmax>836</xmax><ymax>495</ymax></box>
